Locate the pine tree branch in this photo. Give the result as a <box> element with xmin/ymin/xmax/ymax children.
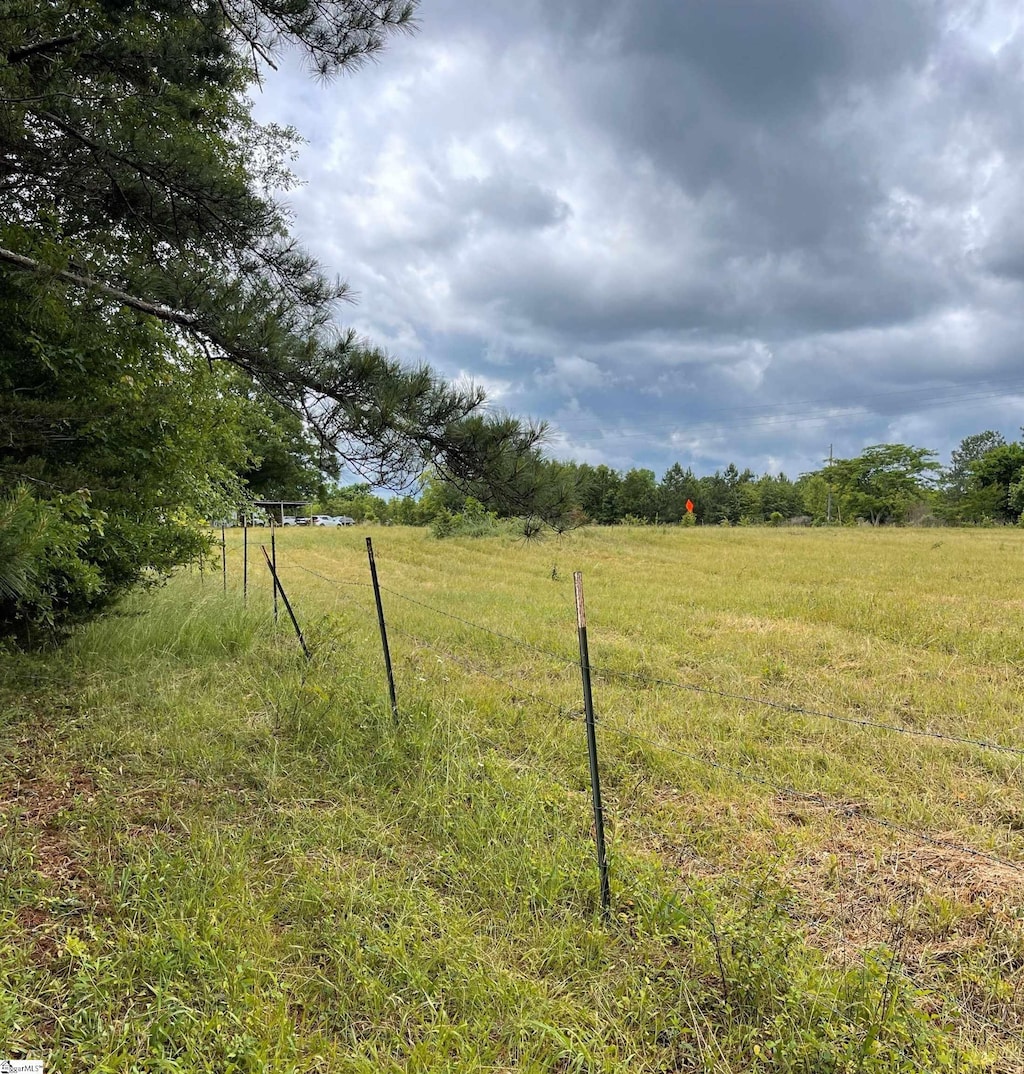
<box><xmin>7</xmin><ymin>33</ymin><xmax>81</xmax><ymax>63</ymax></box>
<box><xmin>0</xmin><ymin>244</ymin><xmax>216</xmax><ymax>337</ymax></box>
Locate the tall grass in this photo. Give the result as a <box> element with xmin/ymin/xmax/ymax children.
<box><xmin>2</xmin><ymin>525</ymin><xmax>1022</xmax><ymax>1070</ymax></box>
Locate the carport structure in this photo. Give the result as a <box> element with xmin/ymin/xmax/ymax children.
<box><xmin>251</xmin><ymin>500</ymin><xmax>313</xmax><ymax>524</ymax></box>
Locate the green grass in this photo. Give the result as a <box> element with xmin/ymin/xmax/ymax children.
<box><xmin>2</xmin><ymin>524</ymin><xmax>1023</xmax><ymax>1071</ymax></box>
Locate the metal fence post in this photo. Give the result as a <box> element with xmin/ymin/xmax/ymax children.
<box><xmin>366</xmin><ymin>537</ymin><xmax>399</xmax><ymax>720</ymax></box>
<box><xmin>260</xmin><ymin>545</ymin><xmax>310</xmax><ymax>659</ymax></box>
<box><xmin>270</xmin><ymin>520</ymin><xmax>279</xmax><ymax>624</ymax></box>
<box><xmin>243</xmin><ymin>512</ymin><xmax>248</xmax><ymax>604</ymax></box>
<box><xmin>574</xmin><ymin>570</ymin><xmax>611</xmax><ymax>917</ymax></box>
<box><xmin>221</xmin><ymin>525</ymin><xmax>227</xmax><ymax>592</ymax></box>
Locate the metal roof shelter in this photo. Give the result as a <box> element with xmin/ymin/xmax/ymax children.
<box><xmin>250</xmin><ymin>500</ymin><xmax>313</xmax><ymax>524</ymax></box>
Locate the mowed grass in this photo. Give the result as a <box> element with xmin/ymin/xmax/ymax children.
<box><xmin>2</xmin><ymin>524</ymin><xmax>1023</xmax><ymax>1071</ymax></box>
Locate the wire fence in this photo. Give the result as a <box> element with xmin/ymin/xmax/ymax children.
<box><xmin>282</xmin><ymin>555</ymin><xmax>1024</xmax><ymax>758</ymax></box>
<box><xmin>218</xmin><ymin>530</ymin><xmax>1024</xmax><ymax>902</ymax></box>
<box><xmin>249</xmin><ymin>541</ymin><xmax>1024</xmax><ymax>873</ymax></box>
<box><xmin>211</xmin><ymin>528</ymin><xmax>1024</xmax><ymax>1049</ymax></box>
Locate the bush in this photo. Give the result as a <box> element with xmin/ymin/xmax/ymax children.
<box><xmin>0</xmin><ymin>482</ymin><xmax>214</xmax><ymax>645</ymax></box>
<box><xmin>0</xmin><ymin>485</ymin><xmax>101</xmax><ymax>642</ymax></box>
<box><xmin>429</xmin><ymin>499</ymin><xmax>508</xmax><ymax>539</ymax></box>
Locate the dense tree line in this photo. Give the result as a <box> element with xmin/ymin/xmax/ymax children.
<box><xmin>348</xmin><ymin>428</ymin><xmax>1023</xmax><ymax>532</ymax></box>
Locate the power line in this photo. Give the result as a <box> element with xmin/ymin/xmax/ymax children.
<box><xmin>547</xmin><ymin>378</ymin><xmax>1024</xmax><ymax>441</ymax></box>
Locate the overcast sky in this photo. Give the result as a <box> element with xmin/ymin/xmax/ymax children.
<box><xmin>253</xmin><ymin>0</ymin><xmax>1024</xmax><ymax>481</ymax></box>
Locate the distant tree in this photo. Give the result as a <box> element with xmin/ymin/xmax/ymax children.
<box><xmin>658</xmin><ymin>462</ymin><xmax>700</xmax><ymax>523</ymax></box>
<box><xmin>943</xmin><ymin>430</ymin><xmax>1006</xmax><ymax>501</ymax></box>
<box><xmin>796</xmin><ymin>474</ymin><xmax>831</xmax><ymax>523</ymax></box>
<box><xmin>811</xmin><ymin>444</ymin><xmax>940</xmax><ymax>525</ymax></box>
<box><xmin>315</xmin><ymin>483</ymin><xmax>377</xmax><ymax>522</ymax></box>
<box><xmin>965</xmin><ymin>442</ymin><xmax>1024</xmax><ymax>523</ymax></box>
<box><xmin>386</xmin><ymin>495</ymin><xmax>428</xmax><ymax>526</ymax></box>
<box><xmin>1009</xmin><ymin>472</ymin><xmax>1024</xmax><ymax>521</ymax></box>
<box><xmin>758</xmin><ymin>473</ymin><xmax>804</xmax><ymax>520</ymax></box>
<box><xmin>575</xmin><ymin>465</ymin><xmax>623</xmax><ymax>524</ymax></box>
<box><xmin>698</xmin><ymin>471</ymin><xmax>731</xmax><ymax>524</ymax></box>
<box><xmin>616</xmin><ymin>468</ymin><xmax>659</xmax><ymax>522</ymax></box>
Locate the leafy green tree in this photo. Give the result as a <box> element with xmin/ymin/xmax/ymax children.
<box><xmin>385</xmin><ymin>495</ymin><xmax>429</xmax><ymax>526</ymax></box>
<box><xmin>757</xmin><ymin>473</ymin><xmax>804</xmax><ymax>521</ymax></box>
<box><xmin>964</xmin><ymin>442</ymin><xmax>1024</xmax><ymax>523</ymax></box>
<box><xmin>0</xmin><ymin>270</ymin><xmax>251</xmax><ymax>638</ymax></box>
<box><xmin>0</xmin><ymin>0</ymin><xmax>548</xmax><ymax>494</ymax></box>
<box><xmin>574</xmin><ymin>465</ymin><xmax>623</xmax><ymax>524</ymax></box>
<box><xmin>240</xmin><ymin>396</ymin><xmax>337</xmax><ymax>503</ymax></box>
<box><xmin>1009</xmin><ymin>472</ymin><xmax>1024</xmax><ymax>521</ymax></box>
<box><xmin>658</xmin><ymin>463</ymin><xmax>700</xmax><ymax>523</ymax></box>
<box><xmin>943</xmin><ymin>430</ymin><xmax>1006</xmax><ymax>501</ymax></box>
<box><xmin>318</xmin><ymin>483</ymin><xmax>389</xmax><ymax>523</ymax></box>
<box><xmin>693</xmin><ymin>464</ymin><xmax>751</xmax><ymax>525</ymax></box>
<box><xmin>797</xmin><ymin>474</ymin><xmax>830</xmax><ymax>523</ymax></box>
<box><xmin>811</xmin><ymin>444</ymin><xmax>940</xmax><ymax>526</ymax></box>
<box><xmin>416</xmin><ymin>473</ymin><xmax>468</xmax><ymax>521</ymax></box>
<box><xmin>0</xmin><ymin>0</ymin><xmax>558</xmax><ymax>638</ymax></box>
<box><xmin>616</xmin><ymin>468</ymin><xmax>659</xmax><ymax>522</ymax></box>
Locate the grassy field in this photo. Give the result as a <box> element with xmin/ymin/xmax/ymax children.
<box><xmin>2</xmin><ymin>524</ymin><xmax>1023</xmax><ymax>1071</ymax></box>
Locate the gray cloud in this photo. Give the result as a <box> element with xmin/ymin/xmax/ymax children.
<box><xmin>253</xmin><ymin>0</ymin><xmax>1024</xmax><ymax>479</ymax></box>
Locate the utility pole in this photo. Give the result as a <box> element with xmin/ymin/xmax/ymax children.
<box><xmin>826</xmin><ymin>443</ymin><xmax>833</xmax><ymax>525</ymax></box>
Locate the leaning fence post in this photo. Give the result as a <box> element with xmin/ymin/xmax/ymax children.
<box><xmin>366</xmin><ymin>537</ymin><xmax>399</xmax><ymax>721</ymax></box>
<box><xmin>574</xmin><ymin>570</ymin><xmax>611</xmax><ymax>918</ymax></box>
<box><xmin>243</xmin><ymin>513</ymin><xmax>248</xmax><ymax>604</ymax></box>
<box><xmin>261</xmin><ymin>545</ymin><xmax>310</xmax><ymax>660</ymax></box>
<box><xmin>221</xmin><ymin>525</ymin><xmax>227</xmax><ymax>592</ymax></box>
<box><xmin>270</xmin><ymin>520</ymin><xmax>279</xmax><ymax>624</ymax></box>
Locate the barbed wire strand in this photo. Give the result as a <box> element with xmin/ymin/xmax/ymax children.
<box><xmin>276</xmin><ymin>555</ymin><xmax>373</xmax><ymax>590</ymax></box>
<box><xmin>379</xmin><ymin>585</ymin><xmax>579</xmax><ymax>666</ymax></box>
<box><xmin>363</xmin><ymin>581</ymin><xmax>1024</xmax><ymax>760</ymax></box>
<box><xmin>386</xmin><ymin>620</ymin><xmax>574</xmax><ymax>718</ymax></box>
<box><xmin>368</xmin><ymin>610</ymin><xmax>1024</xmax><ymax>875</ymax></box>
<box><xmin>588</xmin><ymin>662</ymin><xmax>1024</xmax><ymax>759</ymax></box>
<box><xmin>268</xmin><ymin>561</ymin><xmax>1024</xmax><ymax>871</ymax></box>
<box><xmin>593</xmin><ymin>716</ymin><xmax>1024</xmax><ymax>874</ymax></box>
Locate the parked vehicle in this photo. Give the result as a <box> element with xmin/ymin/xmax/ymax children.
<box><xmin>312</xmin><ymin>515</ymin><xmax>357</xmax><ymax>527</ymax></box>
<box><xmin>281</xmin><ymin>516</ymin><xmax>298</xmax><ymax>526</ymax></box>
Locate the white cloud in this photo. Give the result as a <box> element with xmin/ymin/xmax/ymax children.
<box><xmin>253</xmin><ymin>0</ymin><xmax>1024</xmax><ymax>478</ymax></box>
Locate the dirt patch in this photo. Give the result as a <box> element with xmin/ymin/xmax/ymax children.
<box><xmin>1</xmin><ymin>771</ymin><xmax>103</xmax><ymax>899</ymax></box>
<box><xmin>0</xmin><ymin>772</ymin><xmax>98</xmax><ymax>822</ymax></box>
<box><xmin>14</xmin><ymin>906</ymin><xmax>60</xmax><ymax>963</ymax></box>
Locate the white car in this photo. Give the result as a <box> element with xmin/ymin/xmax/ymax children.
<box><xmin>312</xmin><ymin>515</ymin><xmax>342</xmax><ymax>526</ymax></box>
